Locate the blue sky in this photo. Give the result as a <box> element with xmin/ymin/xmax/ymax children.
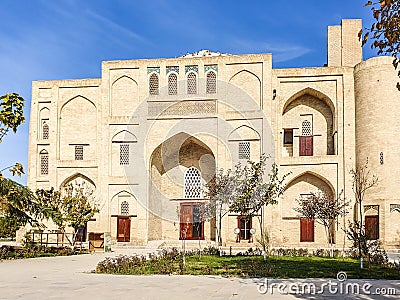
<box><xmin>0</xmin><ymin>0</ymin><xmax>377</xmax><ymax>185</ymax></box>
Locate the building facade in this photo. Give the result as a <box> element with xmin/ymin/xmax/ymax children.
<box><xmin>27</xmin><ymin>19</ymin><xmax>400</xmax><ymax>249</ymax></box>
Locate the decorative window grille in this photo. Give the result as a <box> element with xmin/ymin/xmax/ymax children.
<box><xmin>120</xmin><ymin>144</ymin><xmax>130</xmax><ymax>165</ymax></box>
<box><xmin>168</xmin><ymin>73</ymin><xmax>178</xmax><ymax>95</ymax></box>
<box><xmin>149</xmin><ymin>73</ymin><xmax>159</xmax><ymax>95</ymax></box>
<box><xmin>121</xmin><ymin>201</ymin><xmax>129</xmax><ymax>215</ymax></box>
<box><xmin>379</xmin><ymin>152</ymin><xmax>384</xmax><ymax>165</ymax></box>
<box><xmin>206</xmin><ymin>71</ymin><xmax>217</xmax><ymax>94</ymax></box>
<box><xmin>238</xmin><ymin>141</ymin><xmax>250</xmax><ymax>160</ymax></box>
<box><xmin>184</xmin><ymin>167</ymin><xmax>202</xmax><ymax>198</ymax></box>
<box><xmin>75</xmin><ymin>145</ymin><xmax>83</xmax><ymax>160</ymax></box>
<box><xmin>40</xmin><ymin>150</ymin><xmax>48</xmax><ymax>175</ymax></box>
<box><xmin>187</xmin><ymin>72</ymin><xmax>197</xmax><ymax>94</ymax></box>
<box><xmin>301</xmin><ymin>120</ymin><xmax>312</xmax><ymax>136</ymax></box>
<box><xmin>42</xmin><ymin>122</ymin><xmax>49</xmax><ymax>140</ymax></box>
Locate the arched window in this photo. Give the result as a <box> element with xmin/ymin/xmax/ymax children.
<box><xmin>42</xmin><ymin>122</ymin><xmax>49</xmax><ymax>140</ymax></box>
<box><xmin>168</xmin><ymin>73</ymin><xmax>178</xmax><ymax>95</ymax></box>
<box><xmin>187</xmin><ymin>72</ymin><xmax>197</xmax><ymax>94</ymax></box>
<box><xmin>301</xmin><ymin>120</ymin><xmax>312</xmax><ymax>136</ymax></box>
<box><xmin>40</xmin><ymin>150</ymin><xmax>48</xmax><ymax>175</ymax></box>
<box><xmin>121</xmin><ymin>200</ymin><xmax>129</xmax><ymax>215</ymax></box>
<box><xmin>206</xmin><ymin>71</ymin><xmax>216</xmax><ymax>94</ymax></box>
<box><xmin>149</xmin><ymin>73</ymin><xmax>159</xmax><ymax>95</ymax></box>
<box><xmin>184</xmin><ymin>167</ymin><xmax>201</xmax><ymax>198</ymax></box>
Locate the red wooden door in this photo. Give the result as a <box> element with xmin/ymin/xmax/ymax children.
<box><xmin>117</xmin><ymin>216</ymin><xmax>131</xmax><ymax>242</ymax></box>
<box><xmin>300</xmin><ymin>219</ymin><xmax>314</xmax><ymax>242</ymax></box>
<box><xmin>299</xmin><ymin>136</ymin><xmax>313</xmax><ymax>156</ymax></box>
<box><xmin>365</xmin><ymin>216</ymin><xmax>379</xmax><ymax>240</ymax></box>
<box><xmin>180</xmin><ymin>205</ymin><xmax>193</xmax><ymax>239</ymax></box>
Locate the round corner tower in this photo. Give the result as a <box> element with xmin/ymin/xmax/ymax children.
<box><xmin>354</xmin><ymin>56</ymin><xmax>400</xmax><ymax>246</ymax></box>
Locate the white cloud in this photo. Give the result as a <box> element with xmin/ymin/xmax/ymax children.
<box><xmin>229</xmin><ymin>39</ymin><xmax>311</xmax><ymax>63</ymax></box>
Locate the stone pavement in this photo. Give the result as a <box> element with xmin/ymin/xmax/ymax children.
<box><xmin>0</xmin><ymin>250</ymin><xmax>399</xmax><ymax>300</ymax></box>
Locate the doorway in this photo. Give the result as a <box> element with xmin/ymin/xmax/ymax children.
<box><xmin>117</xmin><ymin>216</ymin><xmax>131</xmax><ymax>242</ymax></box>
<box><xmin>180</xmin><ymin>203</ymin><xmax>204</xmax><ymax>240</ymax></box>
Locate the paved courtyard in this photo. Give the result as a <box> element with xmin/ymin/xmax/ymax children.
<box><xmin>0</xmin><ymin>250</ymin><xmax>399</xmax><ymax>300</ymax></box>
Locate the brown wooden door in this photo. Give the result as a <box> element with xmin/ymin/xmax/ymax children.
<box><xmin>180</xmin><ymin>204</ymin><xmax>204</xmax><ymax>240</ymax></box>
<box><xmin>180</xmin><ymin>205</ymin><xmax>193</xmax><ymax>239</ymax></box>
<box><xmin>365</xmin><ymin>216</ymin><xmax>379</xmax><ymax>240</ymax></box>
<box><xmin>117</xmin><ymin>216</ymin><xmax>131</xmax><ymax>242</ymax></box>
<box><xmin>300</xmin><ymin>219</ymin><xmax>314</xmax><ymax>242</ymax></box>
<box><xmin>299</xmin><ymin>136</ymin><xmax>313</xmax><ymax>156</ymax></box>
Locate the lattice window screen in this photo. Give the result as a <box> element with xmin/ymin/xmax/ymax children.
<box><xmin>238</xmin><ymin>141</ymin><xmax>250</xmax><ymax>160</ymax></box>
<box><xmin>206</xmin><ymin>71</ymin><xmax>217</xmax><ymax>94</ymax></box>
<box><xmin>149</xmin><ymin>73</ymin><xmax>159</xmax><ymax>95</ymax></box>
<box><xmin>168</xmin><ymin>73</ymin><xmax>178</xmax><ymax>95</ymax></box>
<box><xmin>120</xmin><ymin>144</ymin><xmax>130</xmax><ymax>165</ymax></box>
<box><xmin>120</xmin><ymin>201</ymin><xmax>129</xmax><ymax>215</ymax></box>
<box><xmin>42</xmin><ymin>122</ymin><xmax>49</xmax><ymax>140</ymax></box>
<box><xmin>184</xmin><ymin>167</ymin><xmax>202</xmax><ymax>198</ymax></box>
<box><xmin>40</xmin><ymin>153</ymin><xmax>48</xmax><ymax>175</ymax></box>
<box><xmin>187</xmin><ymin>72</ymin><xmax>197</xmax><ymax>94</ymax></box>
<box><xmin>301</xmin><ymin>120</ymin><xmax>312</xmax><ymax>136</ymax></box>
<box><xmin>75</xmin><ymin>145</ymin><xmax>83</xmax><ymax>160</ymax></box>
<box><xmin>380</xmin><ymin>152</ymin><xmax>384</xmax><ymax>165</ymax></box>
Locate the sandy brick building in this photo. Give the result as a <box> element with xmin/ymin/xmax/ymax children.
<box><xmin>27</xmin><ymin>19</ymin><xmax>400</xmax><ymax>250</ymax></box>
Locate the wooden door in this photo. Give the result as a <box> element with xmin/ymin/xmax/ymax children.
<box><xmin>117</xmin><ymin>216</ymin><xmax>131</xmax><ymax>242</ymax></box>
<box><xmin>300</xmin><ymin>219</ymin><xmax>314</xmax><ymax>242</ymax></box>
<box><xmin>299</xmin><ymin>136</ymin><xmax>313</xmax><ymax>156</ymax></box>
<box><xmin>180</xmin><ymin>204</ymin><xmax>193</xmax><ymax>239</ymax></box>
<box><xmin>365</xmin><ymin>216</ymin><xmax>379</xmax><ymax>240</ymax></box>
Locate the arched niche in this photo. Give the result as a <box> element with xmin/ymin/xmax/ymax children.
<box><xmin>59</xmin><ymin>96</ymin><xmax>97</xmax><ymax>160</ymax></box>
<box><xmin>229</xmin><ymin>70</ymin><xmax>261</xmax><ymax>107</ymax></box>
<box><xmin>282</xmin><ymin>88</ymin><xmax>335</xmax><ymax>155</ymax></box>
<box><xmin>111</xmin><ymin>76</ymin><xmax>138</xmax><ymax>116</ymax></box>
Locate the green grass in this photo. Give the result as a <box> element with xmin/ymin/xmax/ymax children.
<box><xmin>95</xmin><ymin>254</ymin><xmax>400</xmax><ymax>280</ymax></box>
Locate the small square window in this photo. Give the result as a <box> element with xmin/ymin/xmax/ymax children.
<box><xmin>283</xmin><ymin>129</ymin><xmax>293</xmax><ymax>145</ymax></box>
<box><xmin>75</xmin><ymin>145</ymin><xmax>83</xmax><ymax>160</ymax></box>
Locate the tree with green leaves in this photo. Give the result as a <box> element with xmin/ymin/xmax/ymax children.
<box><xmin>360</xmin><ymin>0</ymin><xmax>400</xmax><ymax>90</ymax></box>
<box><xmin>294</xmin><ymin>191</ymin><xmax>349</xmax><ymax>252</ymax></box>
<box><xmin>229</xmin><ymin>155</ymin><xmax>289</xmax><ymax>254</ymax></box>
<box><xmin>0</xmin><ymin>93</ymin><xmax>25</xmax><ymax>178</ymax></box>
<box><xmin>204</xmin><ymin>167</ymin><xmax>241</xmax><ymax>246</ymax></box>
<box><xmin>36</xmin><ymin>183</ymin><xmax>98</xmax><ymax>242</ymax></box>
<box><xmin>0</xmin><ymin>179</ymin><xmax>49</xmax><ymax>238</ymax></box>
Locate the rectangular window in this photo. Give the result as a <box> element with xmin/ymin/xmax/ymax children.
<box><xmin>300</xmin><ymin>218</ymin><xmax>314</xmax><ymax>242</ymax></box>
<box><xmin>75</xmin><ymin>145</ymin><xmax>83</xmax><ymax>160</ymax></box>
<box><xmin>120</xmin><ymin>144</ymin><xmax>130</xmax><ymax>165</ymax></box>
<box><xmin>40</xmin><ymin>154</ymin><xmax>48</xmax><ymax>175</ymax></box>
<box><xmin>238</xmin><ymin>216</ymin><xmax>252</xmax><ymax>240</ymax></box>
<box><xmin>283</xmin><ymin>129</ymin><xmax>293</xmax><ymax>145</ymax></box>
<box><xmin>238</xmin><ymin>141</ymin><xmax>250</xmax><ymax>160</ymax></box>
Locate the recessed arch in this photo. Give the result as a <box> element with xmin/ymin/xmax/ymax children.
<box><xmin>229</xmin><ymin>70</ymin><xmax>261</xmax><ymax>106</ymax></box>
<box><xmin>112</xmin><ymin>75</ymin><xmax>137</xmax><ymax>86</ymax></box>
<box><xmin>112</xmin><ymin>130</ymin><xmax>137</xmax><ymax>143</ymax></box>
<box><xmin>284</xmin><ymin>171</ymin><xmax>335</xmax><ymax>197</ymax></box>
<box><xmin>282</xmin><ymin>87</ymin><xmax>335</xmax><ymax>116</ymax></box>
<box><xmin>111</xmin><ymin>189</ymin><xmax>137</xmax><ymax>202</ymax></box>
<box><xmin>229</xmin><ymin>69</ymin><xmax>261</xmax><ymax>84</ymax></box>
<box><xmin>59</xmin><ymin>172</ymin><xmax>96</xmax><ymax>190</ymax></box>
<box><xmin>228</xmin><ymin>125</ymin><xmax>261</xmax><ymax>141</ymax></box>
<box><xmin>60</xmin><ymin>95</ymin><xmax>96</xmax><ymax>113</ymax></box>
<box><xmin>150</xmin><ymin>132</ymin><xmax>215</xmax><ymax>176</ymax></box>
